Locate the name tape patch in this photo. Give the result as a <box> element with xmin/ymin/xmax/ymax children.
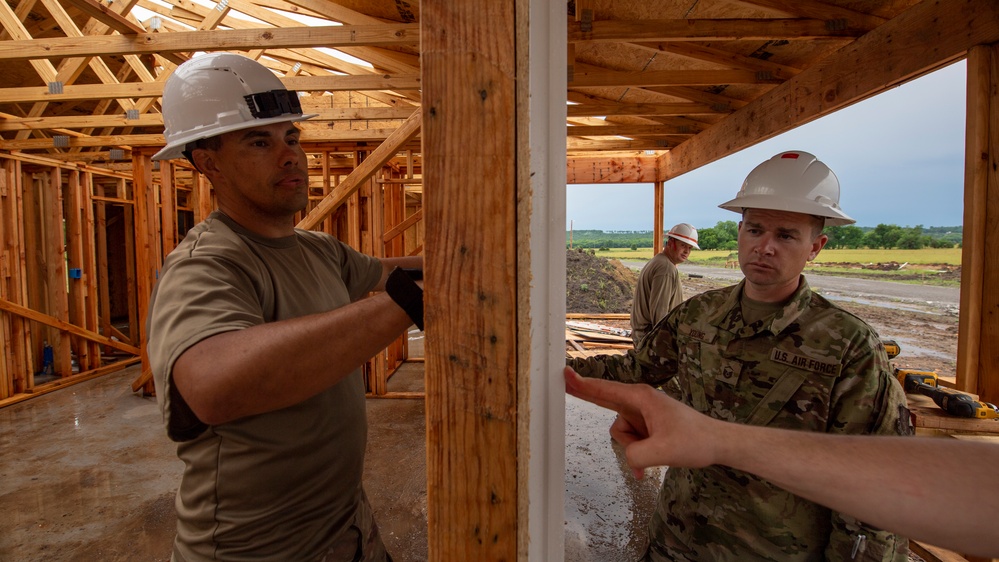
<box><xmin>770</xmin><ymin>348</ymin><xmax>840</xmax><ymax>376</ymax></box>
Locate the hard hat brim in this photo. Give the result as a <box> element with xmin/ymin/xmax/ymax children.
<box><xmin>666</xmin><ymin>233</ymin><xmax>700</xmax><ymax>250</ymax></box>
<box><xmin>153</xmin><ymin>113</ymin><xmax>318</xmax><ymax>161</ymax></box>
<box><xmin>718</xmin><ymin>194</ymin><xmax>856</xmax><ymax>226</ymax></box>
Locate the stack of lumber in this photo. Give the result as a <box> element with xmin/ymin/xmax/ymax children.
<box><xmin>565</xmin><ymin>320</ymin><xmax>633</xmax><ymax>351</ymax></box>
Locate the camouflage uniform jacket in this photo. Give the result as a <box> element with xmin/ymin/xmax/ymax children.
<box><xmin>569</xmin><ymin>277</ymin><xmax>913</xmax><ymax>562</ymax></box>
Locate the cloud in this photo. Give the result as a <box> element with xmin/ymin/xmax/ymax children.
<box><xmin>567</xmin><ymin>61</ymin><xmax>967</xmax><ymax>230</ymax></box>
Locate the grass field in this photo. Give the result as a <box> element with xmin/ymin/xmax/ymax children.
<box><xmin>584</xmin><ymin>247</ymin><xmax>963</xmax><ymax>286</ymax></box>
<box><xmin>590</xmin><ymin>247</ymin><xmax>962</xmax><ymax>266</ymax></box>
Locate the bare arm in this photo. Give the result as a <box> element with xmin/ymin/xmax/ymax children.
<box><xmin>564</xmin><ymin>367</ymin><xmax>999</xmax><ymax>558</ymax></box>
<box><xmin>174</xmin><ymin>292</ymin><xmax>412</xmax><ymax>425</ymax></box>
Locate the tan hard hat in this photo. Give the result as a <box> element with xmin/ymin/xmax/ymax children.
<box><xmin>718</xmin><ymin>150</ymin><xmax>855</xmax><ymax>226</ymax></box>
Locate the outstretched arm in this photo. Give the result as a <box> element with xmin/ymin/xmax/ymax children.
<box><xmin>564</xmin><ymin>367</ymin><xmax>999</xmax><ymax>558</ymax></box>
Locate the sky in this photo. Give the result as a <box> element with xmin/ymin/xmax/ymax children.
<box><xmin>566</xmin><ymin>61</ymin><xmax>968</xmax><ymax>231</ymax></box>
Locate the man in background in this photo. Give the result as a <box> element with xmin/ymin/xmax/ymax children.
<box><xmin>630</xmin><ymin>223</ymin><xmax>699</xmax><ymax>345</ymax></box>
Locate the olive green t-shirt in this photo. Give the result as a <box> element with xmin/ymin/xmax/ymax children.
<box><xmin>146</xmin><ymin>212</ymin><xmax>382</xmax><ymax>562</ymax></box>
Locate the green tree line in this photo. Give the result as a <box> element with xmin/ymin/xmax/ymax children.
<box><xmin>567</xmin><ymin>223</ymin><xmax>962</xmax><ymax>251</ymax></box>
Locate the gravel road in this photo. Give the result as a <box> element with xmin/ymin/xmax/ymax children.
<box><xmin>619</xmin><ymin>260</ymin><xmax>961</xmax><ymax>315</ymax></box>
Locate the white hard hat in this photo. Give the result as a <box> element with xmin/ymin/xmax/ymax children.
<box><xmin>718</xmin><ymin>150</ymin><xmax>855</xmax><ymax>226</ymax></box>
<box><xmin>667</xmin><ymin>223</ymin><xmax>700</xmax><ymax>250</ymax></box>
<box><xmin>153</xmin><ymin>53</ymin><xmax>317</xmax><ymax>161</ymax></box>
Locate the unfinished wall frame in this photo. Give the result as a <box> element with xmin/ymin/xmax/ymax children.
<box><xmin>0</xmin><ymin>152</ymin><xmax>142</xmax><ymax>406</ymax></box>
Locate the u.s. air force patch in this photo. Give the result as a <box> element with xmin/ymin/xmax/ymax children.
<box><xmin>770</xmin><ymin>348</ymin><xmax>841</xmax><ymax>376</ymax></box>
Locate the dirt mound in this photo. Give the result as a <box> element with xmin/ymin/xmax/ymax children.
<box><xmin>566</xmin><ymin>249</ymin><xmax>637</xmax><ymax>313</ymax></box>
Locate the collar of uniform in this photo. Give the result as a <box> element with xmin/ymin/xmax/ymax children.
<box><xmin>767</xmin><ymin>275</ymin><xmax>813</xmax><ymax>335</ymax></box>
<box><xmin>708</xmin><ymin>276</ymin><xmax>812</xmax><ymax>337</ymax></box>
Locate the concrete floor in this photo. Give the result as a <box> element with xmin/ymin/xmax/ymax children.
<box><xmin>0</xmin><ymin>357</ymin><xmax>660</xmax><ymax>561</ymax></box>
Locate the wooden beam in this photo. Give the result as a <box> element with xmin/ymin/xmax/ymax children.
<box><xmin>0</xmin><ymin>0</ymin><xmax>58</xmax><ymax>83</ymax></box>
<box><xmin>569</xmin><ymin>69</ymin><xmax>784</xmax><ymax>88</ymax></box>
<box><xmin>0</xmin><ymin>113</ymin><xmax>163</xmax><ymax>131</ymax></box>
<box><xmin>0</xmin><ymin>126</ymin><xmax>421</xmax><ymax>150</ymax></box>
<box><xmin>629</xmin><ymin>41</ymin><xmax>804</xmax><ymax>76</ymax></box>
<box><xmin>296</xmin><ymin>110</ymin><xmax>421</xmax><ymax>230</ymax></box>
<box><xmin>0</xmin><ymin>23</ymin><xmax>419</xmax><ymax>61</ymax></box>
<box><xmin>567</xmin><ymin>124</ymin><xmax>695</xmax><ymax>139</ymax></box>
<box><xmin>566</xmin><ymin>155</ymin><xmax>659</xmax><ymax>183</ymax></box>
<box><xmin>0</xmin><ymin>73</ymin><xmax>419</xmax><ymax>104</ymax></box>
<box><xmin>60</xmin><ymin>0</ymin><xmax>147</xmax><ymax>34</ymax></box>
<box><xmin>568</xmin><ymin>137</ymin><xmax>674</xmax><ymax>151</ymax></box>
<box><xmin>382</xmin><ymin>208</ymin><xmax>422</xmax><ymax>242</ymax></box>
<box><xmin>0</xmin><ymin>298</ymin><xmax>140</xmax><ymax>355</ymax></box>
<box><xmin>733</xmin><ymin>0</ymin><xmax>886</xmax><ymax>30</ymax></box>
<box><xmin>661</xmin><ymin>0</ymin><xmax>999</xmax><ymax>180</ymax></box>
<box><xmin>566</xmin><ymin>103</ymin><xmax>722</xmax><ymax>118</ymax></box>
<box><xmin>568</xmin><ymin>18</ymin><xmax>864</xmax><ymax>43</ymax></box>
<box><xmin>423</xmin><ymin>0</ymin><xmax>519</xmax><ymax>558</ymax></box>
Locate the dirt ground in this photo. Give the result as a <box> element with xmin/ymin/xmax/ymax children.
<box><xmin>567</xmin><ymin>252</ymin><xmax>959</xmax><ymax>379</ymax></box>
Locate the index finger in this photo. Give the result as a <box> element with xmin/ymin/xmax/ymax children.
<box><xmin>563</xmin><ymin>367</ymin><xmax>639</xmax><ymax>416</ymax></box>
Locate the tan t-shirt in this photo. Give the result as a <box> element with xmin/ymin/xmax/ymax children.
<box><xmin>630</xmin><ymin>252</ymin><xmax>683</xmax><ymax>345</ymax></box>
<box><xmin>146</xmin><ymin>212</ymin><xmax>382</xmax><ymax>562</ymax></box>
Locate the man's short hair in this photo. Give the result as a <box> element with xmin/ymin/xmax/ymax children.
<box><xmin>189</xmin><ymin>135</ymin><xmax>222</xmax><ymax>153</ymax></box>
<box><xmin>810</xmin><ymin>215</ymin><xmax>826</xmax><ymax>238</ymax></box>
<box><xmin>183</xmin><ymin>136</ymin><xmax>222</xmax><ymax>171</ymax></box>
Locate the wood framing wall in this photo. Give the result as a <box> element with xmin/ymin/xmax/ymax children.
<box><xmin>0</xmin><ymin>153</ymin><xmax>142</xmax><ymax>406</ymax></box>
<box><xmin>0</xmin><ymin>146</ymin><xmax>424</xmax><ymax>405</ymax></box>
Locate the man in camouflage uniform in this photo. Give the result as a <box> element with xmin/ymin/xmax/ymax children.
<box><xmin>568</xmin><ymin>150</ymin><xmax>913</xmax><ymax>561</ymax></box>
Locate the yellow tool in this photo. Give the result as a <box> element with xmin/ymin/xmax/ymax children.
<box><xmin>882</xmin><ymin>339</ymin><xmax>900</xmax><ymax>360</ymax></box>
<box><xmin>894</xmin><ymin>368</ymin><xmax>999</xmax><ymax>420</ymax></box>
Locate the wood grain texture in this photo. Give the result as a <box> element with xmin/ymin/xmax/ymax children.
<box><xmin>422</xmin><ymin>0</ymin><xmax>519</xmax><ymax>559</ymax></box>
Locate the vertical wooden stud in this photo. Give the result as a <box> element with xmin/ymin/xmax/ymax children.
<box><xmin>423</xmin><ymin>0</ymin><xmax>519</xmax><ymax>559</ymax></box>
<box><xmin>65</xmin><ymin>170</ymin><xmax>88</xmax><ymax>371</ymax></box>
<box><xmin>41</xmin><ymin>169</ymin><xmax>70</xmax><ymax>377</ymax></box>
<box><xmin>81</xmin><ymin>172</ymin><xmax>101</xmax><ymax>368</ymax></box>
<box><xmin>654</xmin><ymin>180</ymin><xmax>665</xmax><ymax>252</ymax></box>
<box><xmin>958</xmin><ymin>44</ymin><xmax>999</xmax><ymax>405</ymax></box>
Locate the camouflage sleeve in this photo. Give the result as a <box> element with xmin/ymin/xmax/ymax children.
<box><xmin>827</xmin><ymin>331</ymin><xmax>913</xmax><ymax>437</ymax></box>
<box><xmin>566</xmin><ymin>313</ymin><xmax>679</xmax><ymax>386</ymax></box>
<box><xmin>824</xmin><ymin>331</ymin><xmax>913</xmax><ymax>561</ymax></box>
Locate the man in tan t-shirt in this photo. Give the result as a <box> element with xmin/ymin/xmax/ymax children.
<box><xmin>630</xmin><ymin>223</ymin><xmax>699</xmax><ymax>346</ymax></box>
<box><xmin>146</xmin><ymin>53</ymin><xmax>422</xmax><ymax>562</ymax></box>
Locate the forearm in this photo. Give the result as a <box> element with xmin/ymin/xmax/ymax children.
<box><xmin>715</xmin><ymin>425</ymin><xmax>999</xmax><ymax>557</ymax></box>
<box><xmin>173</xmin><ymin>292</ymin><xmax>412</xmax><ymax>424</ymax></box>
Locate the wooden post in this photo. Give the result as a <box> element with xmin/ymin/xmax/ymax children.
<box><xmin>0</xmin><ymin>158</ymin><xmax>31</xmax><ymax>396</ymax></box>
<box><xmin>95</xmin><ymin>201</ymin><xmax>112</xmax><ymax>355</ymax></box>
<box><xmin>80</xmin><ymin>171</ymin><xmax>101</xmax><ymax>368</ymax></box>
<box><xmin>159</xmin><ymin>162</ymin><xmax>177</xmax><ymax>254</ymax></box>
<box><xmin>423</xmin><ymin>0</ymin><xmax>520</xmax><ymax>559</ymax></box>
<box><xmin>133</xmin><ymin>153</ymin><xmax>160</xmax><ymax>392</ymax></box>
<box><xmin>41</xmin><ymin>169</ymin><xmax>70</xmax><ymax>377</ymax></box>
<box><xmin>65</xmin><ymin>170</ymin><xmax>88</xmax><ymax>370</ymax></box>
<box><xmin>957</xmin><ymin>43</ymin><xmax>999</xmax><ymax>406</ymax></box>
<box><xmin>654</xmin><ymin>180</ymin><xmax>665</xmax><ymax>252</ymax></box>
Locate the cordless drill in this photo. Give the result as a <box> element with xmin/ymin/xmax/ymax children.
<box><xmin>894</xmin><ymin>368</ymin><xmax>999</xmax><ymax>419</ymax></box>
